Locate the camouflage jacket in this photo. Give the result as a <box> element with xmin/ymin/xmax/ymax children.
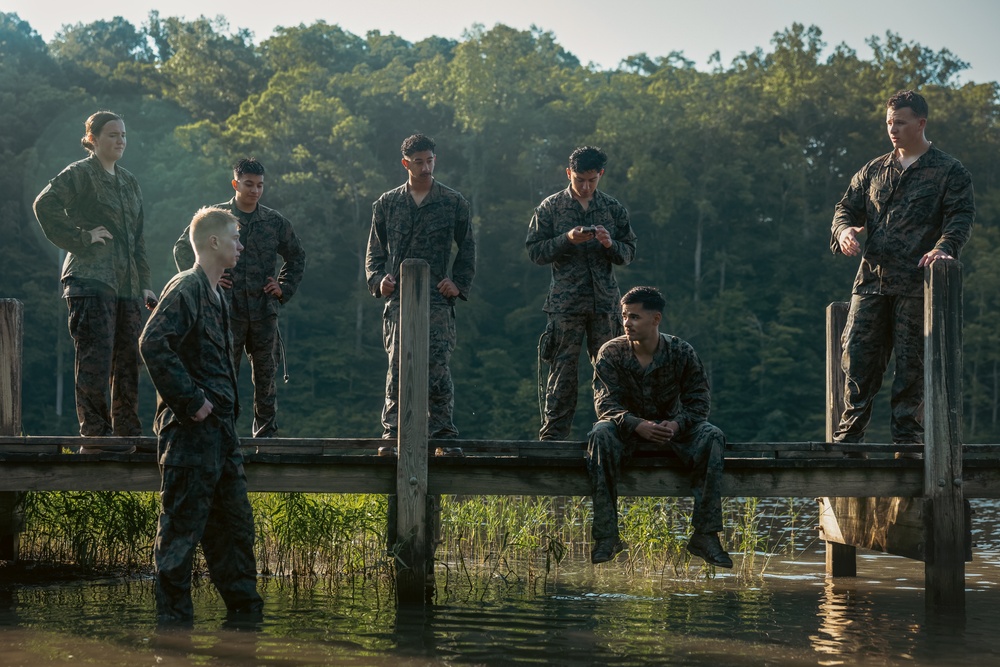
<box><xmin>140</xmin><ymin>266</ymin><xmax>239</xmax><ymax>437</ymax></box>
<box><xmin>593</xmin><ymin>333</ymin><xmax>711</xmax><ymax>439</ymax></box>
<box><xmin>33</xmin><ymin>155</ymin><xmax>151</xmax><ymax>298</ymax></box>
<box><xmin>174</xmin><ymin>198</ymin><xmax>306</xmax><ymax>321</ymax></box>
<box><xmin>831</xmin><ymin>146</ymin><xmax>975</xmax><ymax>296</ymax></box>
<box><xmin>526</xmin><ymin>187</ymin><xmax>636</xmax><ymax>314</ymax></box>
<box><xmin>366</xmin><ymin>180</ymin><xmax>476</xmax><ymax>307</ymax></box>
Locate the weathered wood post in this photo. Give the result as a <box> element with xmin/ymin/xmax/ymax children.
<box><xmin>395</xmin><ymin>259</ymin><xmax>430</xmax><ymax>605</ymax></box>
<box><xmin>0</xmin><ymin>299</ymin><xmax>24</xmax><ymax>560</ymax></box>
<box><xmin>824</xmin><ymin>301</ymin><xmax>857</xmax><ymax>576</ymax></box>
<box><xmin>923</xmin><ymin>261</ymin><xmax>964</xmax><ymax>609</ymax></box>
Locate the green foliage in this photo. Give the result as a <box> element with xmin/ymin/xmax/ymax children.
<box><xmin>2</xmin><ymin>13</ymin><xmax>999</xmax><ymax>443</ymax></box>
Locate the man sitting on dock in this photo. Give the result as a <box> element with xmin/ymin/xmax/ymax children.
<box><xmin>140</xmin><ymin>207</ymin><xmax>263</xmax><ymax>624</ymax></box>
<box><xmin>586</xmin><ymin>286</ymin><xmax>731</xmax><ymax>567</ymax></box>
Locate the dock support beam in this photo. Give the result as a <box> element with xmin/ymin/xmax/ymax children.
<box><xmin>923</xmin><ymin>261</ymin><xmax>964</xmax><ymax>610</ymax></box>
<box><xmin>824</xmin><ymin>301</ymin><xmax>856</xmax><ymax>577</ymax></box>
<box><xmin>395</xmin><ymin>260</ymin><xmax>431</xmax><ymax>605</ymax></box>
<box><xmin>0</xmin><ymin>299</ymin><xmax>24</xmax><ymax>561</ymax></box>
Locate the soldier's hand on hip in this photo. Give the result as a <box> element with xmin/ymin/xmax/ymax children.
<box><xmin>87</xmin><ymin>226</ymin><xmax>113</xmax><ymax>245</ymax></box>
<box><xmin>264</xmin><ymin>276</ymin><xmax>283</xmax><ymax>300</ymax></box>
<box><xmin>219</xmin><ymin>272</ymin><xmax>233</xmax><ymax>290</ymax></box>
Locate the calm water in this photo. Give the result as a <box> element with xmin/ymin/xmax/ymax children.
<box><xmin>5</xmin><ymin>500</ymin><xmax>1000</xmax><ymax>667</ymax></box>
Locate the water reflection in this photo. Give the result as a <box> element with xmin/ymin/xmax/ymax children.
<box><xmin>4</xmin><ymin>500</ymin><xmax>1000</xmax><ymax>665</ymax></box>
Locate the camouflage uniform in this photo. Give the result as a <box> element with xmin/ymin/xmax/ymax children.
<box><xmin>174</xmin><ymin>198</ymin><xmax>305</xmax><ymax>437</ymax></box>
<box><xmin>34</xmin><ymin>155</ymin><xmax>151</xmax><ymax>437</ymax></box>
<box><xmin>366</xmin><ymin>180</ymin><xmax>476</xmax><ymax>439</ymax></box>
<box><xmin>831</xmin><ymin>146</ymin><xmax>974</xmax><ymax>443</ymax></box>
<box><xmin>588</xmin><ymin>334</ymin><xmax>725</xmax><ymax>542</ymax></box>
<box><xmin>526</xmin><ymin>187</ymin><xmax>636</xmax><ymax>440</ymax></box>
<box><xmin>139</xmin><ymin>266</ymin><xmax>262</xmax><ymax>623</ymax></box>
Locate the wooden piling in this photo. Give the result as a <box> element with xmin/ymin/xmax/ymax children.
<box><xmin>923</xmin><ymin>261</ymin><xmax>965</xmax><ymax>609</ymax></box>
<box><xmin>823</xmin><ymin>301</ymin><xmax>857</xmax><ymax>577</ymax></box>
<box><xmin>0</xmin><ymin>299</ymin><xmax>24</xmax><ymax>561</ymax></box>
<box><xmin>395</xmin><ymin>260</ymin><xmax>431</xmax><ymax>605</ymax></box>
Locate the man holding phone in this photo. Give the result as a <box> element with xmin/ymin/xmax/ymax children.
<box><xmin>526</xmin><ymin>146</ymin><xmax>637</xmax><ymax>441</ymax></box>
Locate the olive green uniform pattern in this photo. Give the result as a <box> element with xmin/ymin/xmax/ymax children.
<box><xmin>837</xmin><ymin>294</ymin><xmax>924</xmax><ymax>443</ymax></box>
<box><xmin>366</xmin><ymin>180</ymin><xmax>476</xmax><ymax>438</ymax></box>
<box><xmin>831</xmin><ymin>147</ymin><xmax>974</xmax><ymax>443</ymax></box>
<box><xmin>526</xmin><ymin>187</ymin><xmax>636</xmax><ymax>440</ymax></box>
<box><xmin>34</xmin><ymin>155</ymin><xmax>152</xmax><ymax>436</ymax></box>
<box><xmin>140</xmin><ymin>267</ymin><xmax>261</xmax><ymax>623</ymax></box>
<box><xmin>382</xmin><ymin>301</ymin><xmax>457</xmax><ymax>439</ymax></box>
<box><xmin>230</xmin><ymin>316</ymin><xmax>279</xmax><ymax>437</ymax></box>
<box><xmin>538</xmin><ymin>313</ymin><xmax>622</xmax><ymax>440</ymax></box>
<box><xmin>587</xmin><ymin>334</ymin><xmax>724</xmax><ymax>541</ymax></box>
<box><xmin>66</xmin><ymin>290</ymin><xmax>143</xmax><ymax>436</ymax></box>
<box><xmin>174</xmin><ymin>198</ymin><xmax>305</xmax><ymax>437</ymax></box>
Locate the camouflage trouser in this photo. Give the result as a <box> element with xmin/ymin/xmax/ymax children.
<box><xmin>381</xmin><ymin>300</ymin><xmax>457</xmax><ymax>439</ymax></box>
<box><xmin>154</xmin><ymin>416</ymin><xmax>262</xmax><ymax>623</ymax></box>
<box><xmin>66</xmin><ymin>294</ymin><xmax>143</xmax><ymax>436</ymax></box>
<box><xmin>231</xmin><ymin>316</ymin><xmax>278</xmax><ymax>437</ymax></box>
<box><xmin>586</xmin><ymin>420</ymin><xmax>725</xmax><ymax>541</ymax></box>
<box><xmin>835</xmin><ymin>293</ymin><xmax>924</xmax><ymax>444</ymax></box>
<box><xmin>539</xmin><ymin>313</ymin><xmax>622</xmax><ymax>440</ymax></box>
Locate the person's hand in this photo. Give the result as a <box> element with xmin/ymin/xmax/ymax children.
<box><xmin>568</xmin><ymin>226</ymin><xmax>597</xmax><ymax>245</ymax></box>
<box><xmin>593</xmin><ymin>225</ymin><xmax>612</xmax><ymax>248</ymax></box>
<box><xmin>219</xmin><ymin>272</ymin><xmax>233</xmax><ymax>290</ymax></box>
<box><xmin>380</xmin><ymin>274</ymin><xmax>396</xmax><ymax>298</ymax></box>
<box><xmin>87</xmin><ymin>226</ymin><xmax>113</xmax><ymax>245</ymax></box>
<box><xmin>437</xmin><ymin>277</ymin><xmax>460</xmax><ymax>298</ymax></box>
<box><xmin>192</xmin><ymin>398</ymin><xmax>213</xmax><ymax>422</ymax></box>
<box><xmin>635</xmin><ymin>419</ymin><xmax>679</xmax><ymax>445</ymax></box>
<box><xmin>142</xmin><ymin>289</ymin><xmax>158</xmax><ymax>310</ymax></box>
<box><xmin>918</xmin><ymin>248</ymin><xmax>955</xmax><ymax>268</ymax></box>
<box><xmin>838</xmin><ymin>226</ymin><xmax>865</xmax><ymax>256</ymax></box>
<box><xmin>264</xmin><ymin>276</ymin><xmax>283</xmax><ymax>300</ymax></box>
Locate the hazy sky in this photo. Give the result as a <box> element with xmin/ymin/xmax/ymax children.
<box><xmin>7</xmin><ymin>0</ymin><xmax>999</xmax><ymax>84</ymax></box>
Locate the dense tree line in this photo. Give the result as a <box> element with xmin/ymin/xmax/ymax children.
<box><xmin>2</xmin><ymin>13</ymin><xmax>998</xmax><ymax>442</ymax></box>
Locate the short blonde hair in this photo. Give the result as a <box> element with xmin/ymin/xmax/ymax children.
<box><xmin>190</xmin><ymin>206</ymin><xmax>238</xmax><ymax>251</ymax></box>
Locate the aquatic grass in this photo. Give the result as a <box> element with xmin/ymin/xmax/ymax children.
<box><xmin>17</xmin><ymin>491</ymin><xmax>158</xmax><ymax>571</ymax></box>
<box><xmin>17</xmin><ymin>491</ymin><xmax>817</xmax><ymax>590</ymax></box>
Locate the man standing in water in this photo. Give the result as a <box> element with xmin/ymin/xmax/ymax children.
<box><xmin>587</xmin><ymin>286</ymin><xmax>730</xmax><ymax>567</ymax></box>
<box><xmin>831</xmin><ymin>90</ymin><xmax>974</xmax><ymax>456</ymax></box>
<box><xmin>366</xmin><ymin>133</ymin><xmax>476</xmax><ymax>443</ymax></box>
<box><xmin>174</xmin><ymin>157</ymin><xmax>306</xmax><ymax>437</ymax></box>
<box><xmin>142</xmin><ymin>207</ymin><xmax>263</xmax><ymax>624</ymax></box>
<box><xmin>526</xmin><ymin>146</ymin><xmax>636</xmax><ymax>441</ymax></box>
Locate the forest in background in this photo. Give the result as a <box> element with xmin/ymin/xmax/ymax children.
<box><xmin>2</xmin><ymin>12</ymin><xmax>999</xmax><ymax>443</ymax></box>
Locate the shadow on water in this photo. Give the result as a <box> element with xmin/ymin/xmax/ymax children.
<box><xmin>5</xmin><ymin>499</ymin><xmax>1000</xmax><ymax>665</ymax></box>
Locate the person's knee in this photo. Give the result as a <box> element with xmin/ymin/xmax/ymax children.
<box><xmin>586</xmin><ymin>421</ymin><xmax>620</xmax><ymax>458</ymax></box>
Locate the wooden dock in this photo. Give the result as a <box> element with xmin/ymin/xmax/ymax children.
<box><xmin>0</xmin><ymin>260</ymin><xmax>984</xmax><ymax>609</ymax></box>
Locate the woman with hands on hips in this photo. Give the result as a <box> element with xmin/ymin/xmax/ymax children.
<box><xmin>34</xmin><ymin>110</ymin><xmax>156</xmax><ymax>448</ymax></box>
